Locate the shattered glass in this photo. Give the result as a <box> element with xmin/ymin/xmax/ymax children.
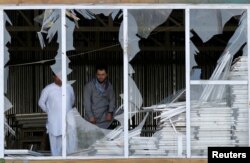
<box><xmin>190</xmin><ymin>9</ymin><xmax>246</xmax><ymax>82</ymax></box>
<box><xmin>65</xmin><ymin>9</ymin><xmax>126</xmax><ymax>156</ymax></box>
<box><xmin>190</xmin><ymin>9</ymin><xmax>248</xmax><ymax>156</ymax></box>
<box><xmin>191</xmin><ymin>84</ymin><xmax>249</xmax><ymax>156</ymax></box>
<box><xmin>2</xmin><ymin>6</ymin><xmax>248</xmax><ymax>158</ymax></box>
<box><xmin>3</xmin><ymin>11</ymin><xmax>14</xmax><ymax>144</ymax></box>
<box><xmin>127</xmin><ymin>9</ymin><xmax>185</xmax><ymax>156</ymax></box>
<box><xmin>129</xmin><ymin>9</ymin><xmax>172</xmax><ymax>39</ymax></box>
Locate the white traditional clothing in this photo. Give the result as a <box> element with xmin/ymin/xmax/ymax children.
<box><xmin>39</xmin><ymin>83</ymin><xmax>75</xmax><ymax>156</ymax></box>
<box><xmin>48</xmin><ymin>134</ymin><xmax>62</xmax><ymax>156</ymax></box>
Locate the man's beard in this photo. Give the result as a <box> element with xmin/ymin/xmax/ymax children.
<box><xmin>97</xmin><ymin>78</ymin><xmax>106</xmax><ymax>84</ymax></box>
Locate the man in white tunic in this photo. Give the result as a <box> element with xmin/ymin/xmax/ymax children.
<box><xmin>38</xmin><ymin>73</ymin><xmax>75</xmax><ymax>156</ymax></box>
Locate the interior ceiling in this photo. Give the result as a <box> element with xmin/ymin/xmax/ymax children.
<box><xmin>4</xmin><ymin>9</ymin><xmax>240</xmax><ymax>67</ymax></box>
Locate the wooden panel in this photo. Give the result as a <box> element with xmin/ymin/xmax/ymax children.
<box><xmin>159</xmin><ymin>0</ymin><xmax>200</xmax><ymax>3</ymax></box>
<box><xmin>190</xmin><ymin>159</ymin><xmax>208</xmax><ymax>163</ymax></box>
<box><xmin>120</xmin><ymin>0</ymin><xmax>158</xmax><ymax>3</ymax></box>
<box><xmin>0</xmin><ymin>0</ymin><xmax>249</xmax><ymax>4</ymax></box>
<box><xmin>0</xmin><ymin>0</ymin><xmax>123</xmax><ymax>4</ymax></box>
<box><xmin>5</xmin><ymin>159</ymin><xmax>207</xmax><ymax>163</ymax></box>
<box><xmin>172</xmin><ymin>159</ymin><xmax>190</xmax><ymax>163</ymax></box>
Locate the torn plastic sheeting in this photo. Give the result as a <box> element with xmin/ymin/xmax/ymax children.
<box><xmin>243</xmin><ymin>45</ymin><xmax>247</xmax><ymax>56</ymax></box>
<box><xmin>156</xmin><ymin>106</ymin><xmax>186</xmax><ymax>120</ymax></box>
<box><xmin>33</xmin><ymin>11</ymin><xmax>44</xmax><ymax>25</ymax></box>
<box><xmin>4</xmin><ymin>12</ymin><xmax>12</xmax><ymax>94</ymax></box>
<box><xmin>190</xmin><ymin>9</ymin><xmax>222</xmax><ymax>43</ymax></box>
<box><xmin>119</xmin><ymin>112</ymin><xmax>149</xmax><ymax>140</ymax></box>
<box><xmin>68</xmin><ymin>109</ymin><xmax>109</xmax><ymax>150</ymax></box>
<box><xmin>190</xmin><ymin>9</ymin><xmax>244</xmax><ymax>43</ymax></box>
<box><xmin>43</xmin><ymin>10</ymin><xmax>72</xmax><ymax>80</ymax></box>
<box><xmin>105</xmin><ymin>126</ymin><xmax>123</xmax><ymax>140</ymax></box>
<box><xmin>129</xmin><ymin>9</ymin><xmax>172</xmax><ymax>39</ymax></box>
<box><xmin>36</xmin><ymin>10</ymin><xmax>60</xmax><ymax>49</ymax></box>
<box><xmin>199</xmin><ymin>52</ymin><xmax>232</xmax><ymax>102</ymax></box>
<box><xmin>157</xmin><ymin>88</ymin><xmax>186</xmax><ymax>105</ymax></box>
<box><xmin>50</xmin><ymin>55</ymin><xmax>73</xmax><ymax>80</ymax></box>
<box><xmin>131</xmin><ymin>112</ymin><xmax>148</xmax><ymax>132</ymax></box>
<box><xmin>4</xmin><ymin>12</ymin><xmax>12</xmax><ymax>26</ymax></box>
<box><xmin>199</xmin><ymin>12</ymin><xmax>246</xmax><ymax>102</ymax></box>
<box><xmin>4</xmin><ymin>96</ymin><xmax>15</xmax><ymax>136</ymax></box>
<box><xmin>191</xmin><ymin>69</ymin><xmax>201</xmax><ymax>80</ymax></box>
<box><xmin>143</xmin><ymin>101</ymin><xmax>186</xmax><ymax>110</ymax></box>
<box><xmin>4</xmin><ymin>96</ymin><xmax>13</xmax><ymax>112</ymax></box>
<box><xmin>42</xmin><ymin>10</ymin><xmax>60</xmax><ymax>30</ymax></box>
<box><xmin>75</xmin><ymin>9</ymin><xmax>94</xmax><ymax>19</ymax></box>
<box><xmin>221</xmin><ymin>9</ymin><xmax>244</xmax><ymax>30</ymax></box>
<box><xmin>4</xmin><ymin>11</ymin><xmax>14</xmax><ymax>137</ymax></box>
<box><xmin>4</xmin><ymin>67</ymin><xmax>8</xmax><ymax>94</ymax></box>
<box><xmin>4</xmin><ymin>47</ymin><xmax>9</xmax><ymax>66</ymax></box>
<box><xmin>37</xmin><ymin>32</ymin><xmax>45</xmax><ymax>49</ymax></box>
<box><xmin>5</xmin><ymin>121</ymin><xmax>15</xmax><ymax>136</ymax></box>
<box><xmin>92</xmin><ymin>113</ymin><xmax>149</xmax><ymax>155</ymax></box>
<box><xmin>47</xmin><ymin>17</ymin><xmax>60</xmax><ymax>43</ymax></box>
<box><xmin>66</xmin><ymin>10</ymin><xmax>80</xmax><ymax>21</ymax></box>
<box><xmin>4</xmin><ymin>12</ymin><xmax>13</xmax><ymax>138</ymax></box>
<box><xmin>115</xmin><ymin>75</ymin><xmax>142</xmax><ymax>126</ymax></box>
<box><xmin>190</xmin><ymin>40</ymin><xmax>199</xmax><ymax>71</ymax></box>
<box><xmin>4</xmin><ymin>27</ymin><xmax>11</xmax><ymax>46</ymax></box>
<box><xmin>219</xmin><ymin>11</ymin><xmax>247</xmax><ymax>61</ymax></box>
<box><xmin>66</xmin><ymin>108</ymin><xmax>112</xmax><ymax>155</ymax></box>
<box><xmin>66</xmin><ymin>17</ymin><xmax>75</xmax><ymax>51</ymax></box>
<box><xmin>50</xmin><ymin>54</ymin><xmax>62</xmax><ymax>79</ymax></box>
<box><xmin>154</xmin><ymin>105</ymin><xmax>185</xmax><ymax>119</ymax></box>
<box><xmin>128</xmin><ymin>63</ymin><xmax>135</xmax><ymax>75</ymax></box>
<box><xmin>129</xmin><ymin>113</ymin><xmax>148</xmax><ymax>138</ymax></box>
<box><xmin>119</xmin><ymin>12</ymin><xmax>140</xmax><ymax>62</ymax></box>
<box><xmin>75</xmin><ymin>9</ymin><xmax>120</xmax><ymax>20</ymax></box>
<box><xmin>128</xmin><ymin>75</ymin><xmax>143</xmax><ymax>115</ymax></box>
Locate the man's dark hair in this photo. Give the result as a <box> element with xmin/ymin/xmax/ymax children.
<box><xmin>96</xmin><ymin>64</ymin><xmax>108</xmax><ymax>73</ymax></box>
<box><xmin>52</xmin><ymin>72</ymin><xmax>56</xmax><ymax>76</ymax></box>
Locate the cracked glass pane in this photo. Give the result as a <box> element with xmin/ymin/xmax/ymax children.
<box><xmin>190</xmin><ymin>9</ymin><xmax>247</xmax><ymax>81</ymax></box>
<box><xmin>4</xmin><ymin>9</ymin><xmax>63</xmax><ymax>157</ymax></box>
<box><xmin>127</xmin><ymin>9</ymin><xmax>186</xmax><ymax>157</ymax></box>
<box><xmin>190</xmin><ymin>9</ymin><xmax>248</xmax><ymax>157</ymax></box>
<box><xmin>191</xmin><ymin>84</ymin><xmax>249</xmax><ymax>156</ymax></box>
<box><xmin>65</xmin><ymin>9</ymin><xmax>124</xmax><ymax>156</ymax></box>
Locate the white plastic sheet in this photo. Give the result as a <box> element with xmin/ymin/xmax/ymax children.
<box><xmin>129</xmin><ymin>10</ymin><xmax>172</xmax><ymax>39</ymax></box>
<box><xmin>199</xmin><ymin>11</ymin><xmax>247</xmax><ymax>102</ymax></box>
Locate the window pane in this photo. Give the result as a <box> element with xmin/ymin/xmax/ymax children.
<box><xmin>190</xmin><ymin>9</ymin><xmax>247</xmax><ymax>80</ymax></box>
<box><xmin>127</xmin><ymin>9</ymin><xmax>186</xmax><ymax>157</ymax></box>
<box><xmin>191</xmin><ymin>84</ymin><xmax>248</xmax><ymax>156</ymax></box>
<box><xmin>4</xmin><ymin>9</ymin><xmax>63</xmax><ymax>157</ymax></box>
<box><xmin>65</xmin><ymin>9</ymin><xmax>124</xmax><ymax>156</ymax></box>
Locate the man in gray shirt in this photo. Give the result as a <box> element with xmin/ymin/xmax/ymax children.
<box><xmin>84</xmin><ymin>65</ymin><xmax>116</xmax><ymax>129</ymax></box>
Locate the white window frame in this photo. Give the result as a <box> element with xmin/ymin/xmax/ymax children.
<box><xmin>0</xmin><ymin>4</ymin><xmax>249</xmax><ymax>160</ymax></box>
<box><xmin>188</xmin><ymin>7</ymin><xmax>249</xmax><ymax>158</ymax></box>
<box><xmin>0</xmin><ymin>8</ymin><xmax>4</xmax><ymax>160</ymax></box>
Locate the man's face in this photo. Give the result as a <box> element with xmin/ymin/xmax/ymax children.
<box><xmin>96</xmin><ymin>69</ymin><xmax>107</xmax><ymax>83</ymax></box>
<box><xmin>53</xmin><ymin>75</ymin><xmax>62</xmax><ymax>86</ymax></box>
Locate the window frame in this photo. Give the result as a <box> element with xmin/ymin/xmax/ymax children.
<box><xmin>0</xmin><ymin>4</ymin><xmax>249</xmax><ymax>160</ymax></box>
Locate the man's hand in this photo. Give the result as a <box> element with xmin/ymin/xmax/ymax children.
<box><xmin>89</xmin><ymin>117</ymin><xmax>96</xmax><ymax>124</ymax></box>
<box><xmin>106</xmin><ymin>112</ymin><xmax>113</xmax><ymax>121</ymax></box>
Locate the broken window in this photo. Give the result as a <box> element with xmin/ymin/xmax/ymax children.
<box><xmin>65</xmin><ymin>9</ymin><xmax>124</xmax><ymax>156</ymax></box>
<box><xmin>1</xmin><ymin>6</ymin><xmax>250</xmax><ymax>159</ymax></box>
<box><xmin>190</xmin><ymin>9</ymin><xmax>246</xmax><ymax>80</ymax></box>
<box><xmin>191</xmin><ymin>84</ymin><xmax>248</xmax><ymax>156</ymax></box>
<box><xmin>126</xmin><ymin>9</ymin><xmax>186</xmax><ymax>156</ymax></box>
<box><xmin>4</xmin><ymin>9</ymin><xmax>62</xmax><ymax>157</ymax></box>
<box><xmin>190</xmin><ymin>9</ymin><xmax>248</xmax><ymax>156</ymax></box>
